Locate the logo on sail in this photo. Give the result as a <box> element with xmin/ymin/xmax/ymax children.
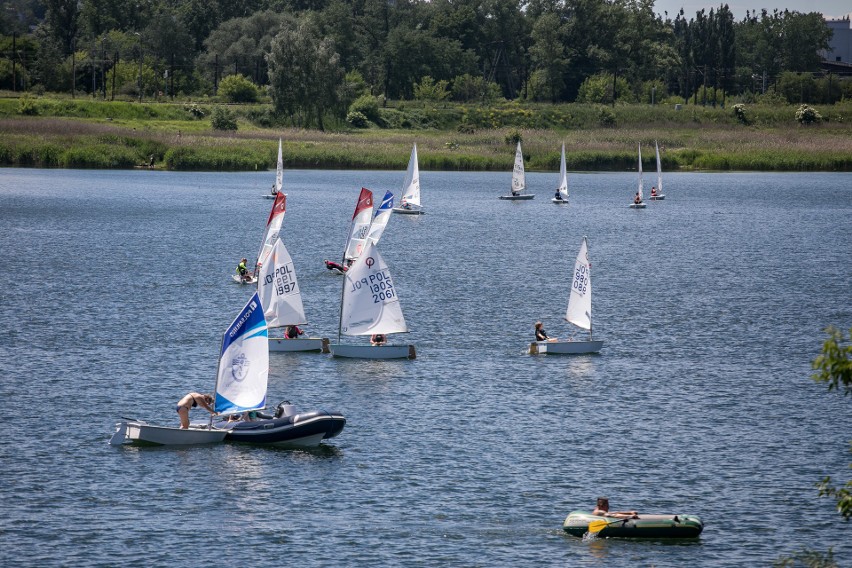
<box><xmin>230</xmin><ymin>353</ymin><xmax>250</xmax><ymax>382</ymax></box>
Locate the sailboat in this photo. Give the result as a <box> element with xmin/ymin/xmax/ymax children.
<box><xmin>264</xmin><ymin>138</ymin><xmax>284</xmax><ymax>199</ymax></box>
<box><xmin>552</xmin><ymin>143</ymin><xmax>569</xmax><ymax>204</ymax></box>
<box><xmin>529</xmin><ymin>237</ymin><xmax>604</xmax><ymax>355</ymax></box>
<box><xmin>325</xmin><ymin>187</ymin><xmax>373</xmax><ymax>274</ymax></box>
<box><xmin>328</xmin><ymin>241</ymin><xmax>416</xmax><ymax>359</ymax></box>
<box><xmin>628</xmin><ymin>144</ymin><xmax>647</xmax><ymax>209</ymax></box>
<box><xmin>110</xmin><ymin>293</ymin><xmax>269</xmax><ymax>445</ymax></box>
<box><xmin>393</xmin><ymin>144</ymin><xmax>425</xmax><ymax>214</ymax></box>
<box><xmin>233</xmin><ymin>188</ymin><xmax>286</xmax><ymax>285</ymax></box>
<box><xmin>259</xmin><ymin>238</ymin><xmax>329</xmax><ymax>353</ymax></box>
<box><xmin>499</xmin><ymin>141</ymin><xmax>535</xmax><ymax>200</ymax></box>
<box><xmin>650</xmin><ymin>140</ymin><xmax>666</xmax><ymax>200</ymax></box>
<box><xmin>111</xmin><ymin>292</ymin><xmax>346</xmax><ymax>447</ymax></box>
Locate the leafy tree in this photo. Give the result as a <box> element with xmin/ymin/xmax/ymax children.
<box><xmin>528</xmin><ymin>12</ymin><xmax>568</xmax><ymax>102</ymax></box>
<box><xmin>218</xmin><ymin>73</ymin><xmax>258</xmax><ymax>102</ymax></box>
<box><xmin>413</xmin><ymin>76</ymin><xmax>450</xmax><ymax>102</ymax></box>
<box><xmin>210</xmin><ymin>105</ymin><xmax>238</xmax><ymax>130</ymax></box>
<box><xmin>576</xmin><ymin>72</ymin><xmax>632</xmax><ymax>104</ymax></box>
<box><xmin>267</xmin><ymin>15</ymin><xmax>344</xmax><ymax>130</ymax></box>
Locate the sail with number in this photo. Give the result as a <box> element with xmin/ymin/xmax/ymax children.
<box><xmin>339</xmin><ymin>242</ymin><xmax>407</xmax><ymax>336</ymax></box>
<box><xmin>400</xmin><ymin>144</ymin><xmax>420</xmax><ymax>207</ymax></box>
<box><xmin>214</xmin><ymin>292</ymin><xmax>269</xmax><ymax>415</ymax></box>
<box><xmin>366</xmin><ymin>190</ymin><xmax>393</xmax><ymax>247</ymax></box>
<box><xmin>557</xmin><ymin>143</ymin><xmax>569</xmax><ymax>201</ymax></box>
<box><xmin>343</xmin><ymin>188</ymin><xmax>374</xmax><ymax>263</ymax></box>
<box><xmin>512</xmin><ymin>141</ymin><xmax>525</xmax><ymax>193</ymax></box>
<box><xmin>565</xmin><ymin>237</ymin><xmax>593</xmax><ymax>332</ymax></box>
<box><xmin>258</xmin><ymin>238</ymin><xmax>306</xmax><ymax>329</ymax></box>
<box><xmin>256</xmin><ymin>192</ymin><xmax>286</xmax><ymax>275</ymax></box>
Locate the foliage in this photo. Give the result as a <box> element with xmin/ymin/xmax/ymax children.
<box><xmin>577</xmin><ymin>73</ymin><xmax>633</xmax><ymax>105</ymax></box>
<box><xmin>773</xmin><ymin>547</ymin><xmax>837</xmax><ymax>568</ymax></box>
<box><xmin>18</xmin><ymin>95</ymin><xmax>38</xmax><ymax>115</ymax></box>
<box><xmin>210</xmin><ymin>106</ymin><xmax>237</xmax><ymax>131</ymax></box>
<box><xmin>796</xmin><ymin>104</ymin><xmax>822</xmax><ymax>125</ymax></box>
<box><xmin>504</xmin><ymin>130</ymin><xmax>522</xmax><ymax>145</ymax></box>
<box><xmin>217</xmin><ymin>74</ymin><xmax>258</xmax><ymax>103</ymax></box>
<box><xmin>451</xmin><ymin>74</ymin><xmax>502</xmax><ymax>104</ymax></box>
<box><xmin>413</xmin><ymin>76</ymin><xmax>450</xmax><ymax>102</ymax></box>
<box><xmin>732</xmin><ymin>104</ymin><xmax>749</xmax><ymax>125</ymax></box>
<box><xmin>349</xmin><ymin>94</ymin><xmax>380</xmax><ymax>124</ymax></box>
<box><xmin>346</xmin><ymin>111</ymin><xmax>369</xmax><ymax>128</ymax></box>
<box><xmin>184</xmin><ymin>103</ymin><xmax>205</xmax><ymax>119</ymax></box>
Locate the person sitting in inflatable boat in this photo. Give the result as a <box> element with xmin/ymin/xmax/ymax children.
<box><xmin>592</xmin><ymin>497</ymin><xmax>638</xmax><ymax>519</ymax></box>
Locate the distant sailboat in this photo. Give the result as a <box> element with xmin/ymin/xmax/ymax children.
<box><xmin>328</xmin><ymin>241</ymin><xmax>415</xmax><ymax>359</ymax></box>
<box><xmin>393</xmin><ymin>144</ymin><xmax>425</xmax><ymax>214</ymax></box>
<box><xmin>530</xmin><ymin>237</ymin><xmax>604</xmax><ymax>355</ymax></box>
<box><xmin>552</xmin><ymin>143</ymin><xmax>569</xmax><ymax>204</ymax></box>
<box><xmin>499</xmin><ymin>141</ymin><xmax>535</xmax><ymax>200</ymax></box>
<box><xmin>264</xmin><ymin>138</ymin><xmax>284</xmax><ymax>199</ymax></box>
<box><xmin>629</xmin><ymin>144</ymin><xmax>647</xmax><ymax>209</ymax></box>
<box><xmin>259</xmin><ymin>239</ymin><xmax>329</xmax><ymax>353</ymax></box>
<box><xmin>650</xmin><ymin>140</ymin><xmax>666</xmax><ymax>200</ymax></box>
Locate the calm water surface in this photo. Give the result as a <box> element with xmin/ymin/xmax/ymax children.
<box><xmin>1</xmin><ymin>167</ymin><xmax>850</xmax><ymax>566</ymax></box>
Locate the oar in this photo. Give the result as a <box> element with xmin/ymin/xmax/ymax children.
<box><xmin>587</xmin><ymin>517</ymin><xmax>629</xmax><ymax>534</ymax></box>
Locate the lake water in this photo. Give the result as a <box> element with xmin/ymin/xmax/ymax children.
<box><xmin>1</xmin><ymin>167</ymin><xmax>850</xmax><ymax>566</ymax></box>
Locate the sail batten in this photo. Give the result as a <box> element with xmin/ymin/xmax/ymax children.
<box><xmin>565</xmin><ymin>237</ymin><xmax>593</xmax><ymax>331</ymax></box>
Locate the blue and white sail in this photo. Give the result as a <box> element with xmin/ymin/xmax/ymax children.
<box><xmin>214</xmin><ymin>292</ymin><xmax>269</xmax><ymax>415</ymax></box>
<box><xmin>366</xmin><ymin>190</ymin><xmax>394</xmax><ymax>247</ymax></box>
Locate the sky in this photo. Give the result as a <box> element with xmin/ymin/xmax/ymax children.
<box><xmin>651</xmin><ymin>0</ymin><xmax>852</xmax><ymax>20</ymax></box>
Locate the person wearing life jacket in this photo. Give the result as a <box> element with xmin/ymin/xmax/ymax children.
<box><xmin>237</xmin><ymin>258</ymin><xmax>249</xmax><ymax>281</ymax></box>
<box><xmin>370</xmin><ymin>334</ymin><xmax>387</xmax><ymax>346</ymax></box>
<box><xmin>285</xmin><ymin>325</ymin><xmax>304</xmax><ymax>339</ymax></box>
<box><xmin>650</xmin><ymin>186</ymin><xmax>657</xmax><ymax>197</ymax></box>
<box><xmin>324</xmin><ymin>259</ymin><xmax>347</xmax><ymax>272</ymax></box>
<box><xmin>633</xmin><ymin>192</ymin><xmax>642</xmax><ymax>205</ymax></box>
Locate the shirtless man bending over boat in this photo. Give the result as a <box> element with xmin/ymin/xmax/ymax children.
<box><xmin>176</xmin><ymin>392</ymin><xmax>214</xmax><ymax>429</ymax></box>
<box><xmin>593</xmin><ymin>497</ymin><xmax>639</xmax><ymax>519</ymax></box>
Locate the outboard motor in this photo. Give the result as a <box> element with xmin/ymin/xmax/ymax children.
<box><xmin>275</xmin><ymin>401</ymin><xmax>297</xmax><ymax>418</ymax></box>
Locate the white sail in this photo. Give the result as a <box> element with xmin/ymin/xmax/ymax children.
<box><xmin>339</xmin><ymin>241</ymin><xmax>408</xmax><ymax>336</ymax></box>
<box><xmin>565</xmin><ymin>237</ymin><xmax>593</xmax><ymax>331</ymax></box>
<box><xmin>256</xmin><ymin>192</ymin><xmax>286</xmax><ymax>274</ymax></box>
<box><xmin>214</xmin><ymin>292</ymin><xmax>269</xmax><ymax>415</ymax></box>
<box><xmin>366</xmin><ymin>190</ymin><xmax>394</xmax><ymax>247</ymax></box>
<box><xmin>557</xmin><ymin>143</ymin><xmax>569</xmax><ymax>200</ymax></box>
<box><xmin>637</xmin><ymin>144</ymin><xmax>644</xmax><ymax>201</ymax></box>
<box><xmin>343</xmin><ymin>188</ymin><xmax>374</xmax><ymax>263</ymax></box>
<box><xmin>258</xmin><ymin>238</ymin><xmax>306</xmax><ymax>329</ymax></box>
<box><xmin>275</xmin><ymin>138</ymin><xmax>283</xmax><ymax>194</ymax></box>
<box><xmin>511</xmin><ymin>141</ymin><xmax>525</xmax><ymax>193</ymax></box>
<box><xmin>400</xmin><ymin>144</ymin><xmax>420</xmax><ymax>207</ymax></box>
<box><xmin>655</xmin><ymin>140</ymin><xmax>663</xmax><ymax>195</ymax></box>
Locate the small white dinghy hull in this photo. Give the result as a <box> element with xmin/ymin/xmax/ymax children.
<box><xmin>650</xmin><ymin>194</ymin><xmax>666</xmax><ymax>200</ymax></box>
<box><xmin>268</xmin><ymin>337</ymin><xmax>330</xmax><ymax>353</ymax></box>
<box><xmin>529</xmin><ymin>340</ymin><xmax>603</xmax><ymax>355</ymax></box>
<box><xmin>232</xmin><ymin>274</ymin><xmax>258</xmax><ymax>284</ymax></box>
<box><xmin>552</xmin><ymin>197</ymin><xmax>568</xmax><ymax>204</ymax></box>
<box><xmin>111</xmin><ymin>421</ymin><xmax>227</xmax><ymax>446</ymax></box>
<box><xmin>392</xmin><ymin>206</ymin><xmax>425</xmax><ymax>215</ymax></box>
<box><xmin>628</xmin><ymin>203</ymin><xmax>647</xmax><ymax>209</ymax></box>
<box><xmin>498</xmin><ymin>194</ymin><xmax>535</xmax><ymax>200</ymax></box>
<box><xmin>329</xmin><ymin>343</ymin><xmax>416</xmax><ymax>359</ymax></box>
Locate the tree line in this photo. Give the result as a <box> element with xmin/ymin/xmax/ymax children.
<box><xmin>0</xmin><ymin>0</ymin><xmax>844</xmax><ymax>128</ymax></box>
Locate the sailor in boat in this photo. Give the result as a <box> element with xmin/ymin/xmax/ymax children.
<box><xmin>592</xmin><ymin>497</ymin><xmax>639</xmax><ymax>519</ymax></box>
<box><xmin>370</xmin><ymin>333</ymin><xmax>387</xmax><ymax>346</ymax></box>
<box><xmin>534</xmin><ymin>322</ymin><xmax>557</xmax><ymax>342</ymax></box>
<box><xmin>554</xmin><ymin>189</ymin><xmax>563</xmax><ymax>201</ymax></box>
<box><xmin>176</xmin><ymin>392</ymin><xmax>214</xmax><ymax>429</ymax></box>
<box><xmin>511</xmin><ymin>191</ymin><xmax>520</xmax><ymax>197</ymax></box>
<box><xmin>633</xmin><ymin>192</ymin><xmax>642</xmax><ymax>205</ymax></box>
<box><xmin>650</xmin><ymin>187</ymin><xmax>657</xmax><ymax>197</ymax></box>
<box><xmin>237</xmin><ymin>258</ymin><xmax>250</xmax><ymax>282</ymax></box>
<box><xmin>401</xmin><ymin>198</ymin><xmax>412</xmax><ymax>210</ymax></box>
<box><xmin>324</xmin><ymin>259</ymin><xmax>348</xmax><ymax>272</ymax></box>
<box><xmin>285</xmin><ymin>325</ymin><xmax>304</xmax><ymax>339</ymax></box>
<box><xmin>270</xmin><ymin>184</ymin><xmax>278</xmax><ymax>196</ymax></box>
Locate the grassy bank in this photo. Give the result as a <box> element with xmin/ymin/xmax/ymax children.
<box><xmin>1</xmin><ymin>95</ymin><xmax>850</xmax><ymax>172</ymax></box>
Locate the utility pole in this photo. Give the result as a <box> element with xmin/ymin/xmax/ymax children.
<box><xmin>112</xmin><ymin>51</ymin><xmax>118</xmax><ymax>101</ymax></box>
<box><xmin>71</xmin><ymin>40</ymin><xmax>76</xmax><ymax>98</ymax></box>
<box><xmin>135</xmin><ymin>33</ymin><xmax>142</xmax><ymax>102</ymax></box>
<box><xmin>101</xmin><ymin>38</ymin><xmax>107</xmax><ymax>100</ymax></box>
<box><xmin>11</xmin><ymin>32</ymin><xmax>16</xmax><ymax>92</ymax></box>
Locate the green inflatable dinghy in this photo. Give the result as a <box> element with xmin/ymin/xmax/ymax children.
<box><xmin>563</xmin><ymin>511</ymin><xmax>704</xmax><ymax>538</ymax></box>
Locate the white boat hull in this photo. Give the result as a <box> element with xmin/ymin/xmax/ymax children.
<box><xmin>529</xmin><ymin>340</ymin><xmax>603</xmax><ymax>355</ymax></box>
<box><xmin>628</xmin><ymin>203</ymin><xmax>647</xmax><ymax>209</ymax></box>
<box><xmin>329</xmin><ymin>343</ymin><xmax>416</xmax><ymax>359</ymax></box>
<box><xmin>498</xmin><ymin>194</ymin><xmax>535</xmax><ymax>200</ymax></box>
<box><xmin>111</xmin><ymin>421</ymin><xmax>227</xmax><ymax>446</ymax></box>
<box><xmin>268</xmin><ymin>337</ymin><xmax>330</xmax><ymax>353</ymax></box>
<box><xmin>232</xmin><ymin>274</ymin><xmax>258</xmax><ymax>284</ymax></box>
<box><xmin>552</xmin><ymin>197</ymin><xmax>568</xmax><ymax>204</ymax></box>
<box><xmin>392</xmin><ymin>206</ymin><xmax>425</xmax><ymax>215</ymax></box>
<box><xmin>650</xmin><ymin>194</ymin><xmax>665</xmax><ymax>200</ymax></box>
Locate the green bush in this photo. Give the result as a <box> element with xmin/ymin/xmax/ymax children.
<box><xmin>796</xmin><ymin>104</ymin><xmax>822</xmax><ymax>125</ymax></box>
<box><xmin>18</xmin><ymin>95</ymin><xmax>39</xmax><ymax>116</ymax></box>
<box><xmin>413</xmin><ymin>76</ymin><xmax>450</xmax><ymax>102</ymax></box>
<box><xmin>732</xmin><ymin>103</ymin><xmax>750</xmax><ymax>125</ymax></box>
<box><xmin>210</xmin><ymin>106</ymin><xmax>238</xmax><ymax>131</ymax></box>
<box><xmin>346</xmin><ymin>111</ymin><xmax>369</xmax><ymax>128</ymax></box>
<box><xmin>349</xmin><ymin>95</ymin><xmax>380</xmax><ymax>124</ymax></box>
<box><xmin>218</xmin><ymin>74</ymin><xmax>259</xmax><ymax>103</ymax></box>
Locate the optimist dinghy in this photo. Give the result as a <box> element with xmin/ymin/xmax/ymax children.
<box><xmin>552</xmin><ymin>143</ymin><xmax>569</xmax><ymax>204</ymax></box>
<box><xmin>393</xmin><ymin>144</ymin><xmax>425</xmax><ymax>214</ymax></box>
<box><xmin>628</xmin><ymin>144</ymin><xmax>647</xmax><ymax>209</ymax></box>
<box><xmin>263</xmin><ymin>138</ymin><xmax>285</xmax><ymax>199</ymax></box>
<box><xmin>498</xmin><ymin>141</ymin><xmax>534</xmax><ymax>200</ymax></box>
